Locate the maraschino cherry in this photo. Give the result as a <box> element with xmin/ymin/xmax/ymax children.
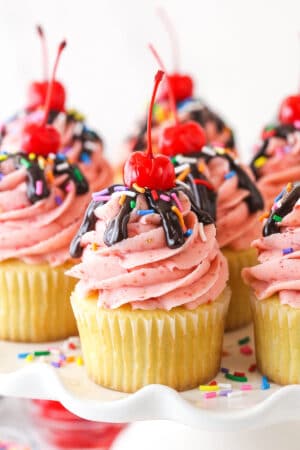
<box><xmin>156</xmin><ymin>8</ymin><xmax>193</xmax><ymax>102</ymax></box>
<box><xmin>21</xmin><ymin>41</ymin><xmax>66</xmax><ymax>156</ymax></box>
<box><xmin>123</xmin><ymin>70</ymin><xmax>175</xmax><ymax>190</ymax></box>
<box><xmin>27</xmin><ymin>26</ymin><xmax>66</xmax><ymax>112</ymax></box>
<box><xmin>149</xmin><ymin>45</ymin><xmax>206</xmax><ymax>157</ymax></box>
<box><xmin>278</xmin><ymin>94</ymin><xmax>300</xmax><ymax>125</ymax></box>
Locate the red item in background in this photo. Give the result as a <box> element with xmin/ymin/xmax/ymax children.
<box><xmin>30</xmin><ymin>400</ymin><xmax>126</xmax><ymax>450</ymax></box>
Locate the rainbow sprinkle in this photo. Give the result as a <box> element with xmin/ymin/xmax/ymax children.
<box><xmin>160</xmin><ymin>194</ymin><xmax>171</xmax><ymax>202</ymax></box>
<box><xmin>136</xmin><ymin>209</ymin><xmax>155</xmax><ymax>216</ymax></box>
<box><xmin>35</xmin><ymin>180</ymin><xmax>43</xmax><ymax>196</ymax></box>
<box><xmin>224</xmin><ymin>170</ymin><xmax>236</xmax><ymax>180</ymax></box>
<box><xmin>171</xmin><ymin>205</ymin><xmax>186</xmax><ymax>231</ymax></box>
<box><xmin>254</xmin><ymin>156</ymin><xmax>267</xmax><ymax>168</ymax></box>
<box><xmin>171</xmin><ymin>192</ymin><xmax>183</xmax><ymax>212</ymax></box>
<box><xmin>132</xmin><ymin>183</ymin><xmax>145</xmax><ymax>194</ymax></box>
<box><xmin>261</xmin><ymin>376</ymin><xmax>270</xmax><ymax>390</ymax></box>
<box><xmin>282</xmin><ymin>247</ymin><xmax>294</xmax><ymax>255</ymax></box>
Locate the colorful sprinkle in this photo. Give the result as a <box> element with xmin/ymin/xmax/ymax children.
<box><xmin>92</xmin><ymin>194</ymin><xmax>111</xmax><ymax>202</ymax></box>
<box><xmin>35</xmin><ymin>180</ymin><xmax>43</xmax><ymax>196</ymax></box>
<box><xmin>160</xmin><ymin>194</ymin><xmax>171</xmax><ymax>202</ymax></box>
<box><xmin>56</xmin><ymin>162</ymin><xmax>69</xmax><ymax>172</ymax></box>
<box><xmin>18</xmin><ymin>351</ymin><xmax>50</xmax><ymax>358</ymax></box>
<box><xmin>174</xmin><ymin>163</ymin><xmax>190</xmax><ymax>174</ymax></box>
<box><xmin>221</xmin><ymin>367</ymin><xmax>229</xmax><ymax>374</ymax></box>
<box><xmin>234</xmin><ymin>371</ymin><xmax>246</xmax><ymax>377</ymax></box>
<box><xmin>203</xmin><ymin>391</ymin><xmax>217</xmax><ymax>399</ymax></box>
<box><xmin>259</xmin><ymin>212</ymin><xmax>269</xmax><ymax>222</ymax></box>
<box><xmin>224</xmin><ymin>170</ymin><xmax>236</xmax><ymax>180</ymax></box>
<box><xmin>20</xmin><ymin>157</ymin><xmax>31</xmax><ymax>168</ymax></box>
<box><xmin>132</xmin><ymin>183</ymin><xmax>145</xmax><ymax>193</ymax></box>
<box><xmin>225</xmin><ymin>373</ymin><xmax>248</xmax><ymax>382</ymax></box>
<box><xmin>282</xmin><ymin>247</ymin><xmax>294</xmax><ymax>255</ymax></box>
<box><xmin>73</xmin><ymin>167</ymin><xmax>84</xmax><ymax>182</ymax></box>
<box><xmin>240</xmin><ymin>345</ymin><xmax>253</xmax><ymax>356</ymax></box>
<box><xmin>241</xmin><ymin>384</ymin><xmax>253</xmax><ymax>391</ymax></box>
<box><xmin>193</xmin><ymin>179</ymin><xmax>214</xmax><ymax>190</ymax></box>
<box><xmin>202</xmin><ymin>146</ymin><xmax>216</xmax><ymax>156</ymax></box>
<box><xmin>130</xmin><ymin>200</ymin><xmax>136</xmax><ymax>209</ymax></box>
<box><xmin>184</xmin><ymin>229</ymin><xmax>193</xmax><ymax>237</ymax></box>
<box><xmin>25</xmin><ymin>354</ymin><xmax>34</xmax><ymax>362</ymax></box>
<box><xmin>171</xmin><ymin>205</ymin><xmax>186</xmax><ymax>231</ymax></box>
<box><xmin>151</xmin><ymin>189</ymin><xmax>158</xmax><ymax>201</ymax></box>
<box><xmin>199</xmin><ymin>385</ymin><xmax>220</xmax><ymax>392</ymax></box>
<box><xmin>119</xmin><ymin>194</ymin><xmax>126</xmax><ymax>206</ymax></box>
<box><xmin>238</xmin><ymin>336</ymin><xmax>250</xmax><ymax>345</ymax></box>
<box><xmin>76</xmin><ymin>356</ymin><xmax>84</xmax><ymax>366</ymax></box>
<box><xmin>55</xmin><ymin>195</ymin><xmax>63</xmax><ymax>206</ymax></box>
<box><xmin>218</xmin><ymin>383</ymin><xmax>232</xmax><ymax>389</ymax></box>
<box><xmin>219</xmin><ymin>389</ymin><xmax>232</xmax><ymax>397</ymax></box>
<box><xmin>91</xmin><ymin>242</ymin><xmax>98</xmax><ymax>251</ymax></box>
<box><xmin>171</xmin><ymin>192</ymin><xmax>183</xmax><ymax>212</ymax></box>
<box><xmin>136</xmin><ymin>209</ymin><xmax>155</xmax><ymax>216</ymax></box>
<box><xmin>261</xmin><ymin>376</ymin><xmax>270</xmax><ymax>390</ymax></box>
<box><xmin>51</xmin><ymin>361</ymin><xmax>61</xmax><ymax>368</ymax></box>
<box><xmin>80</xmin><ymin>152</ymin><xmax>91</xmax><ymax>164</ymax></box>
<box><xmin>273</xmin><ymin>214</ymin><xmax>282</xmax><ymax>222</ymax></box>
<box><xmin>0</xmin><ymin>154</ymin><xmax>8</xmax><ymax>162</ymax></box>
<box><xmin>248</xmin><ymin>363</ymin><xmax>257</xmax><ymax>372</ymax></box>
<box><xmin>28</xmin><ymin>152</ymin><xmax>36</xmax><ymax>160</ymax></box>
<box><xmin>176</xmin><ymin>167</ymin><xmax>190</xmax><ymax>182</ymax></box>
<box><xmin>254</xmin><ymin>156</ymin><xmax>267</xmax><ymax>168</ymax></box>
<box><xmin>286</xmin><ymin>182</ymin><xmax>293</xmax><ymax>192</ymax></box>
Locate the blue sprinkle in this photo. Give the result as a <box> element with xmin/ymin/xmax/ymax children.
<box><xmin>80</xmin><ymin>152</ymin><xmax>91</xmax><ymax>164</ymax></box>
<box><xmin>224</xmin><ymin>170</ymin><xmax>236</xmax><ymax>180</ymax></box>
<box><xmin>274</xmin><ymin>191</ymin><xmax>284</xmax><ymax>203</ymax></box>
<box><xmin>56</xmin><ymin>153</ymin><xmax>66</xmax><ymax>161</ymax></box>
<box><xmin>59</xmin><ymin>354</ymin><xmax>67</xmax><ymax>361</ymax></box>
<box><xmin>261</xmin><ymin>375</ymin><xmax>270</xmax><ymax>390</ymax></box>
<box><xmin>55</xmin><ymin>196</ymin><xmax>63</xmax><ymax>206</ymax></box>
<box><xmin>184</xmin><ymin>229</ymin><xmax>193</xmax><ymax>237</ymax></box>
<box><xmin>221</xmin><ymin>367</ymin><xmax>229</xmax><ymax>374</ymax></box>
<box><xmin>136</xmin><ymin>209</ymin><xmax>155</xmax><ymax>216</ymax></box>
<box><xmin>282</xmin><ymin>247</ymin><xmax>294</xmax><ymax>255</ymax></box>
<box><xmin>18</xmin><ymin>352</ymin><xmax>29</xmax><ymax>359</ymax></box>
<box><xmin>177</xmin><ymin>97</ymin><xmax>193</xmax><ymax>110</ymax></box>
<box><xmin>51</xmin><ymin>361</ymin><xmax>61</xmax><ymax>368</ymax></box>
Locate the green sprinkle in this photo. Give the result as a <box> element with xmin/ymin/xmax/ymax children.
<box><xmin>225</xmin><ymin>373</ymin><xmax>248</xmax><ymax>382</ymax></box>
<box><xmin>73</xmin><ymin>167</ymin><xmax>83</xmax><ymax>182</ymax></box>
<box><xmin>20</xmin><ymin>157</ymin><xmax>31</xmax><ymax>169</ymax></box>
<box><xmin>130</xmin><ymin>200</ymin><xmax>136</xmax><ymax>209</ymax></box>
<box><xmin>265</xmin><ymin>125</ymin><xmax>276</xmax><ymax>131</ymax></box>
<box><xmin>273</xmin><ymin>214</ymin><xmax>282</xmax><ymax>223</ymax></box>
<box><xmin>171</xmin><ymin>157</ymin><xmax>177</xmax><ymax>164</ymax></box>
<box><xmin>34</xmin><ymin>351</ymin><xmax>51</xmax><ymax>357</ymax></box>
<box><xmin>238</xmin><ymin>336</ymin><xmax>250</xmax><ymax>345</ymax></box>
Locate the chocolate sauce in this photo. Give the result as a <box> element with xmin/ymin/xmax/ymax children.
<box><xmin>53</xmin><ymin>156</ymin><xmax>89</xmax><ymax>195</ymax></box>
<box><xmin>263</xmin><ymin>183</ymin><xmax>300</xmax><ymax>236</ymax></box>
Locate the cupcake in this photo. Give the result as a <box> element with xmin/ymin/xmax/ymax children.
<box><xmin>243</xmin><ymin>182</ymin><xmax>300</xmax><ymax>385</ymax></box>
<box><xmin>67</xmin><ymin>71</ymin><xmax>230</xmax><ymax>392</ymax></box>
<box><xmin>250</xmin><ymin>123</ymin><xmax>300</xmax><ymax>210</ymax></box>
<box><xmin>0</xmin><ymin>67</ymin><xmax>92</xmax><ymax>342</ymax></box>
<box><xmin>0</xmin><ymin>27</ymin><xmax>113</xmax><ymax>191</ymax></box>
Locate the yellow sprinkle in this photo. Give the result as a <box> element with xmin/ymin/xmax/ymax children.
<box><xmin>38</xmin><ymin>156</ymin><xmax>45</xmax><ymax>169</ymax></box>
<box><xmin>0</xmin><ymin>154</ymin><xmax>7</xmax><ymax>161</ymax></box>
<box><xmin>146</xmin><ymin>238</ymin><xmax>153</xmax><ymax>244</ymax></box>
<box><xmin>197</xmin><ymin>162</ymin><xmax>206</xmax><ymax>173</ymax></box>
<box><xmin>76</xmin><ymin>356</ymin><xmax>84</xmax><ymax>366</ymax></box>
<box><xmin>132</xmin><ymin>183</ymin><xmax>145</xmax><ymax>193</ymax></box>
<box><xmin>67</xmin><ymin>356</ymin><xmax>75</xmax><ymax>363</ymax></box>
<box><xmin>259</xmin><ymin>212</ymin><xmax>269</xmax><ymax>222</ymax></box>
<box><xmin>176</xmin><ymin>167</ymin><xmax>190</xmax><ymax>182</ymax></box>
<box><xmin>286</xmin><ymin>182</ymin><xmax>293</xmax><ymax>193</ymax></box>
<box><xmin>26</xmin><ymin>354</ymin><xmax>34</xmax><ymax>362</ymax></box>
<box><xmin>67</xmin><ymin>108</ymin><xmax>85</xmax><ymax>122</ymax></box>
<box><xmin>199</xmin><ymin>385</ymin><xmax>220</xmax><ymax>392</ymax></box>
<box><xmin>215</xmin><ymin>147</ymin><xmax>225</xmax><ymax>155</ymax></box>
<box><xmin>119</xmin><ymin>194</ymin><xmax>126</xmax><ymax>206</ymax></box>
<box><xmin>171</xmin><ymin>205</ymin><xmax>186</xmax><ymax>232</ymax></box>
<box><xmin>28</xmin><ymin>153</ymin><xmax>36</xmax><ymax>160</ymax></box>
<box><xmin>254</xmin><ymin>156</ymin><xmax>267</xmax><ymax>168</ymax></box>
<box><xmin>91</xmin><ymin>242</ymin><xmax>98</xmax><ymax>251</ymax></box>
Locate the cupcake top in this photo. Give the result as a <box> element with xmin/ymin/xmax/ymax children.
<box><xmin>0</xmin><ymin>108</ymin><xmax>112</xmax><ymax>192</ymax></box>
<box><xmin>170</xmin><ymin>147</ymin><xmax>264</xmax><ymax>250</ymax></box>
<box><xmin>250</xmin><ymin>123</ymin><xmax>300</xmax><ymax>208</ymax></box>
<box><xmin>67</xmin><ymin>183</ymin><xmax>228</xmax><ymax>310</ymax></box>
<box><xmin>243</xmin><ymin>182</ymin><xmax>300</xmax><ymax>307</ymax></box>
<box><xmin>0</xmin><ymin>150</ymin><xmax>89</xmax><ymax>266</ymax></box>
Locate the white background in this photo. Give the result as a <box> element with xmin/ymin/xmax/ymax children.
<box><xmin>0</xmin><ymin>0</ymin><xmax>299</xmax><ymax>164</ymax></box>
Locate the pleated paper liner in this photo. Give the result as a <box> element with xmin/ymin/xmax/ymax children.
<box><xmin>0</xmin><ymin>260</ymin><xmax>77</xmax><ymax>342</ymax></box>
<box><xmin>71</xmin><ymin>287</ymin><xmax>230</xmax><ymax>393</ymax></box>
<box><xmin>251</xmin><ymin>294</ymin><xmax>300</xmax><ymax>385</ymax></box>
<box><xmin>222</xmin><ymin>247</ymin><xmax>257</xmax><ymax>331</ymax></box>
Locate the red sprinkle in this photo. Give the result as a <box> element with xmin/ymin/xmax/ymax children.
<box><xmin>151</xmin><ymin>189</ymin><xmax>158</xmax><ymax>201</ymax></box>
<box><xmin>234</xmin><ymin>371</ymin><xmax>246</xmax><ymax>377</ymax></box>
<box><xmin>209</xmin><ymin>380</ymin><xmax>217</xmax><ymax>386</ymax></box>
<box><xmin>68</xmin><ymin>342</ymin><xmax>77</xmax><ymax>350</ymax></box>
<box><xmin>248</xmin><ymin>363</ymin><xmax>257</xmax><ymax>372</ymax></box>
<box><xmin>193</xmin><ymin>179</ymin><xmax>214</xmax><ymax>190</ymax></box>
<box><xmin>240</xmin><ymin>345</ymin><xmax>253</xmax><ymax>356</ymax></box>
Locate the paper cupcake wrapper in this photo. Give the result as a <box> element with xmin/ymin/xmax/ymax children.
<box><xmin>222</xmin><ymin>247</ymin><xmax>257</xmax><ymax>331</ymax></box>
<box><xmin>71</xmin><ymin>287</ymin><xmax>230</xmax><ymax>393</ymax></box>
<box><xmin>0</xmin><ymin>260</ymin><xmax>77</xmax><ymax>342</ymax></box>
<box><xmin>251</xmin><ymin>294</ymin><xmax>300</xmax><ymax>385</ymax></box>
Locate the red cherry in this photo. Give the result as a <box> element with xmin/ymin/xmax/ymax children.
<box><xmin>124</xmin><ymin>151</ymin><xmax>175</xmax><ymax>190</ymax></box>
<box><xmin>159</xmin><ymin>73</ymin><xmax>193</xmax><ymax>102</ymax></box>
<box><xmin>21</xmin><ymin>122</ymin><xmax>60</xmax><ymax>156</ymax></box>
<box><xmin>278</xmin><ymin>95</ymin><xmax>300</xmax><ymax>125</ymax></box>
<box><xmin>124</xmin><ymin>70</ymin><xmax>175</xmax><ymax>190</ymax></box>
<box><xmin>26</xmin><ymin>26</ymin><xmax>66</xmax><ymax>112</ymax></box>
<box><xmin>27</xmin><ymin>80</ymin><xmax>66</xmax><ymax>112</ymax></box>
<box><xmin>159</xmin><ymin>120</ymin><xmax>206</xmax><ymax>156</ymax></box>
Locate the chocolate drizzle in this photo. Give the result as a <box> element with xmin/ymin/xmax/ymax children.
<box><xmin>263</xmin><ymin>183</ymin><xmax>300</xmax><ymax>236</ymax></box>
<box><xmin>53</xmin><ymin>155</ymin><xmax>89</xmax><ymax>195</ymax></box>
<box><xmin>250</xmin><ymin>124</ymin><xmax>295</xmax><ymax>179</ymax></box>
<box><xmin>70</xmin><ymin>183</ymin><xmax>215</xmax><ymax>258</ymax></box>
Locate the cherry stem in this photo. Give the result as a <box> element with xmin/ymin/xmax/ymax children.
<box><xmin>156</xmin><ymin>7</ymin><xmax>180</xmax><ymax>71</ymax></box>
<box><xmin>42</xmin><ymin>40</ymin><xmax>67</xmax><ymax>127</ymax></box>
<box><xmin>36</xmin><ymin>25</ymin><xmax>49</xmax><ymax>80</ymax></box>
<box><xmin>147</xmin><ymin>70</ymin><xmax>164</xmax><ymax>158</ymax></box>
<box><xmin>149</xmin><ymin>44</ymin><xmax>179</xmax><ymax>125</ymax></box>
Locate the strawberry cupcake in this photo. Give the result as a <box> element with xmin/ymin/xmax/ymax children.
<box><xmin>67</xmin><ymin>71</ymin><xmax>230</xmax><ymax>392</ymax></box>
<box><xmin>243</xmin><ymin>182</ymin><xmax>300</xmax><ymax>384</ymax></box>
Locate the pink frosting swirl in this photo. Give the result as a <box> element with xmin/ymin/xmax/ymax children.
<box><xmin>201</xmin><ymin>156</ymin><xmax>263</xmax><ymax>250</ymax></box>
<box><xmin>1</xmin><ymin>109</ymin><xmax>113</xmax><ymax>192</ymax></box>
<box><xmin>243</xmin><ymin>200</ymin><xmax>300</xmax><ymax>307</ymax></box>
<box><xmin>67</xmin><ymin>192</ymin><xmax>228</xmax><ymax>310</ymax></box>
<box><xmin>0</xmin><ymin>159</ymin><xmax>89</xmax><ymax>266</ymax></box>
<box><xmin>256</xmin><ymin>132</ymin><xmax>300</xmax><ymax>209</ymax></box>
